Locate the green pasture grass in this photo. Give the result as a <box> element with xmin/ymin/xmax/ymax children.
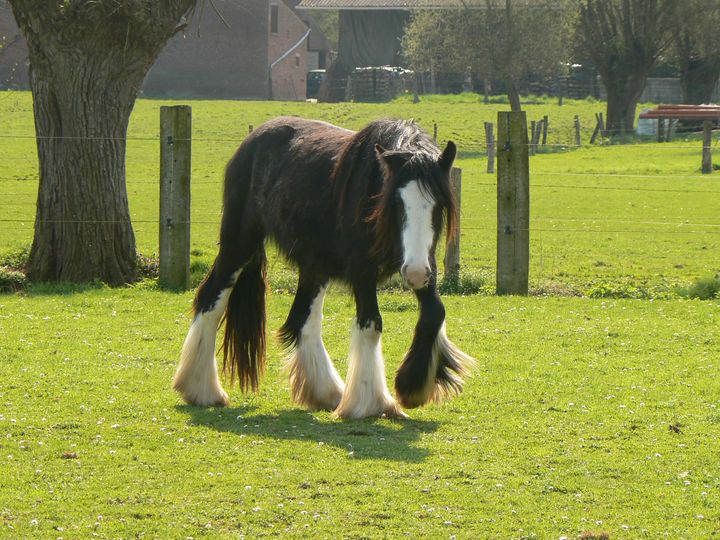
<box><xmin>1</xmin><ymin>92</ymin><xmax>719</xmax><ymax>537</ymax></box>
<box><xmin>1</xmin><ymin>90</ymin><xmax>719</xmax><ymax>297</ymax></box>
<box><xmin>0</xmin><ymin>288</ymin><xmax>718</xmax><ymax>537</ymax></box>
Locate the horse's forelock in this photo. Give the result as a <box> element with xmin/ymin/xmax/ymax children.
<box><xmin>368</xmin><ymin>150</ymin><xmax>457</xmax><ymax>262</ymax></box>
<box><xmin>333</xmin><ymin>119</ymin><xmax>456</xmax><ymax>261</ymax></box>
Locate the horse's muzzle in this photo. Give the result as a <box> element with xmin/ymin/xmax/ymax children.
<box><xmin>401</xmin><ymin>263</ymin><xmax>430</xmax><ymax>290</ymax></box>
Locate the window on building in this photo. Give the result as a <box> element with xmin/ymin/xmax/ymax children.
<box><xmin>270</xmin><ymin>4</ymin><xmax>279</xmax><ymax>34</ymax></box>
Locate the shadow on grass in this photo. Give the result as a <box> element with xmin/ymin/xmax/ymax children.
<box><xmin>177</xmin><ymin>404</ymin><xmax>439</xmax><ymax>463</ymax></box>
<box><xmin>19</xmin><ymin>281</ymin><xmax>109</xmax><ymax>296</ymax></box>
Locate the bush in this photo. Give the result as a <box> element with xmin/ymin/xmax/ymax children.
<box><xmin>135</xmin><ymin>253</ymin><xmax>159</xmax><ymax>280</ymax></box>
<box><xmin>678</xmin><ymin>275</ymin><xmax>720</xmax><ymax>300</ymax></box>
<box><xmin>0</xmin><ymin>245</ymin><xmax>30</xmax><ymax>270</ymax></box>
<box><xmin>438</xmin><ymin>271</ymin><xmax>487</xmax><ymax>295</ymax></box>
<box><xmin>0</xmin><ymin>267</ymin><xmax>28</xmax><ymax>293</ymax></box>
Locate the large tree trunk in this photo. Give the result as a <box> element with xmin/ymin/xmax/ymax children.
<box><xmin>9</xmin><ymin>1</ymin><xmax>194</xmax><ymax>285</ymax></box>
<box><xmin>603</xmin><ymin>71</ymin><xmax>648</xmax><ymax>134</ymax></box>
<box><xmin>506</xmin><ymin>79</ymin><xmax>522</xmax><ymax>112</ymax></box>
<box><xmin>27</xmin><ymin>54</ymin><xmax>141</xmax><ymax>284</ymax></box>
<box><xmin>680</xmin><ymin>58</ymin><xmax>720</xmax><ymax>104</ymax></box>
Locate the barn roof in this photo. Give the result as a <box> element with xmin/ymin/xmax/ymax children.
<box><xmin>297</xmin><ymin>0</ymin><xmax>541</xmax><ymax>8</ymax></box>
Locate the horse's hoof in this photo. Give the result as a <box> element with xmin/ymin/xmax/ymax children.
<box><xmin>314</xmin><ymin>387</ymin><xmax>343</xmax><ymax>411</ymax></box>
<box><xmin>212</xmin><ymin>391</ymin><xmax>230</xmax><ymax>408</ymax></box>
<box><xmin>383</xmin><ymin>401</ymin><xmax>409</xmax><ymax>420</ymax></box>
<box><xmin>395</xmin><ymin>390</ymin><xmax>428</xmax><ymax>410</ymax></box>
<box><xmin>175</xmin><ymin>382</ymin><xmax>229</xmax><ymax>408</ymax></box>
<box><xmin>289</xmin><ymin>377</ymin><xmax>344</xmax><ymax>412</ymax></box>
<box><xmin>333</xmin><ymin>398</ymin><xmax>407</xmax><ymax>420</ymax></box>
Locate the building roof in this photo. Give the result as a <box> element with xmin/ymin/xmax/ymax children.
<box><xmin>297</xmin><ymin>0</ymin><xmax>539</xmax><ymax>8</ymax></box>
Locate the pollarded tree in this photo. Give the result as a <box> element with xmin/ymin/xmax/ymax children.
<box><xmin>402</xmin><ymin>1</ymin><xmax>575</xmax><ymax>111</ymax></box>
<box><xmin>8</xmin><ymin>0</ymin><xmax>195</xmax><ymax>285</ymax></box>
<box><xmin>578</xmin><ymin>0</ymin><xmax>677</xmax><ymax>134</ymax></box>
<box><xmin>672</xmin><ymin>0</ymin><xmax>720</xmax><ymax>104</ymax></box>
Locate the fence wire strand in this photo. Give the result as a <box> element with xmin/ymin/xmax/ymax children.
<box><xmin>2</xmin><ymin>119</ymin><xmax>718</xmax><ymax>284</ymax></box>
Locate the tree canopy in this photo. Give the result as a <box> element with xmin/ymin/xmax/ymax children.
<box><xmin>402</xmin><ymin>1</ymin><xmax>576</xmax><ymax>110</ymax></box>
<box><xmin>670</xmin><ymin>0</ymin><xmax>720</xmax><ymax>104</ymax></box>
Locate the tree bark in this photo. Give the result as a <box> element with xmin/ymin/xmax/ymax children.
<box><xmin>671</xmin><ymin>1</ymin><xmax>720</xmax><ymax>105</ymax></box>
<box><xmin>9</xmin><ymin>1</ymin><xmax>194</xmax><ymax>285</ymax></box>
<box><xmin>603</xmin><ymin>71</ymin><xmax>648</xmax><ymax>134</ymax></box>
<box><xmin>680</xmin><ymin>58</ymin><xmax>720</xmax><ymax>105</ymax></box>
<box><xmin>27</xmin><ymin>54</ymin><xmax>140</xmax><ymax>285</ymax></box>
<box><xmin>503</xmin><ymin>0</ymin><xmax>522</xmax><ymax>112</ymax></box>
<box><xmin>506</xmin><ymin>78</ymin><xmax>522</xmax><ymax>112</ymax></box>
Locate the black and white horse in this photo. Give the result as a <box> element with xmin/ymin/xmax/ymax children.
<box><xmin>173</xmin><ymin>117</ymin><xmax>473</xmax><ymax>419</ymax></box>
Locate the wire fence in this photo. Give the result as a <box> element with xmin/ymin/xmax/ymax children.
<box><xmin>1</xmin><ymin>122</ymin><xmax>719</xmax><ymax>295</ymax></box>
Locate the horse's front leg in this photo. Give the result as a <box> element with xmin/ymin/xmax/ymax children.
<box><xmin>394</xmin><ymin>286</ymin><xmax>474</xmax><ymax>409</ymax></box>
<box><xmin>334</xmin><ymin>277</ymin><xmax>407</xmax><ymax>419</ymax></box>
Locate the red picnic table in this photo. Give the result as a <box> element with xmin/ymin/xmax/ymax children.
<box><xmin>639</xmin><ymin>104</ymin><xmax>720</xmax><ymax>140</ymax></box>
<box><xmin>638</xmin><ymin>104</ymin><xmax>718</xmax><ymax>173</ymax></box>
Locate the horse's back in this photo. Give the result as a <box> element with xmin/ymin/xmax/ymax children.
<box><xmin>223</xmin><ymin>117</ymin><xmax>355</xmax><ymax>277</ymax></box>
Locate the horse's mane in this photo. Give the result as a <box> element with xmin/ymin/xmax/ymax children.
<box><xmin>331</xmin><ymin>119</ymin><xmax>457</xmax><ymax>263</ymax></box>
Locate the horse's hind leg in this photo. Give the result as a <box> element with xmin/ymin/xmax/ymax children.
<box><xmin>281</xmin><ymin>276</ymin><xmax>344</xmax><ymax>410</ymax></box>
<box><xmin>334</xmin><ymin>278</ymin><xmax>406</xmax><ymax>419</ymax></box>
<box><xmin>173</xmin><ymin>222</ymin><xmax>262</xmax><ymax>407</ymax></box>
<box><xmin>172</xmin><ymin>249</ymin><xmax>242</xmax><ymax>407</ymax></box>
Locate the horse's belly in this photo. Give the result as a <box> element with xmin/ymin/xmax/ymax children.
<box><xmin>269</xmin><ymin>211</ymin><xmax>344</xmax><ymax>278</ymax></box>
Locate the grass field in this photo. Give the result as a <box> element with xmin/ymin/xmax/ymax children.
<box><xmin>1</xmin><ymin>288</ymin><xmax>718</xmax><ymax>538</ymax></box>
<box><xmin>1</xmin><ymin>91</ymin><xmax>719</xmax><ymax>538</ymax></box>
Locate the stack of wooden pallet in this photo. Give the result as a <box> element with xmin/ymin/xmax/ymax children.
<box><xmin>348</xmin><ymin>68</ymin><xmax>409</xmax><ymax>102</ymax></box>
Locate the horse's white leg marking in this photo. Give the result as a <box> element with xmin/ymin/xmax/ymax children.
<box><xmin>286</xmin><ymin>286</ymin><xmax>345</xmax><ymax>410</ymax></box>
<box><xmin>398</xmin><ymin>180</ymin><xmax>435</xmax><ymax>290</ymax></box>
<box><xmin>173</xmin><ymin>272</ymin><xmax>240</xmax><ymax>407</ymax></box>
<box><xmin>334</xmin><ymin>321</ymin><xmax>406</xmax><ymax>419</ymax></box>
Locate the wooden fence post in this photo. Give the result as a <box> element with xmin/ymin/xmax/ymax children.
<box><xmin>496</xmin><ymin>111</ymin><xmax>529</xmax><ymax>296</ymax></box>
<box><xmin>542</xmin><ymin>115</ymin><xmax>548</xmax><ymax>146</ymax></box>
<box><xmin>433</xmin><ymin>122</ymin><xmax>438</xmax><ymax>142</ymax></box>
<box><xmin>529</xmin><ymin>120</ymin><xmax>536</xmax><ymax>155</ymax></box>
<box><xmin>534</xmin><ymin>121</ymin><xmax>543</xmax><ymax>152</ymax></box>
<box><xmin>443</xmin><ymin>167</ymin><xmax>462</xmax><ymax>283</ymax></box>
<box><xmin>590</xmin><ymin>117</ymin><xmax>600</xmax><ymax>144</ymax></box>
<box><xmin>485</xmin><ymin>122</ymin><xmax>495</xmax><ymax>173</ymax></box>
<box><xmin>159</xmin><ymin>105</ymin><xmax>192</xmax><ymax>290</ymax></box>
<box><xmin>574</xmin><ymin>115</ymin><xmax>581</xmax><ymax>147</ymax></box>
<box><xmin>702</xmin><ymin>120</ymin><xmax>713</xmax><ymax>174</ymax></box>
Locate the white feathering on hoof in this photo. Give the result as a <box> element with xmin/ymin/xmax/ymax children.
<box><xmin>284</xmin><ymin>286</ymin><xmax>345</xmax><ymax>410</ymax></box>
<box><xmin>172</xmin><ymin>287</ymin><xmax>234</xmax><ymax>407</ymax></box>
<box><xmin>398</xmin><ymin>322</ymin><xmax>475</xmax><ymax>409</ymax></box>
<box><xmin>428</xmin><ymin>322</ymin><xmax>475</xmax><ymax>403</ymax></box>
<box><xmin>334</xmin><ymin>321</ymin><xmax>407</xmax><ymax>420</ymax></box>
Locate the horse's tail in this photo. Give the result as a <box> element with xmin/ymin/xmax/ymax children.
<box><xmin>221</xmin><ymin>246</ymin><xmax>267</xmax><ymax>392</ymax></box>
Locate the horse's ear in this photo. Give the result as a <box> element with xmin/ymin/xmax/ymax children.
<box><xmin>439</xmin><ymin>141</ymin><xmax>457</xmax><ymax>172</ymax></box>
<box><xmin>375</xmin><ymin>144</ymin><xmax>412</xmax><ymax>176</ymax></box>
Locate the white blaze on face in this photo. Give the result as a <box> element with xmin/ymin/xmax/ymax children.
<box><xmin>398</xmin><ymin>180</ymin><xmax>435</xmax><ymax>289</ymax></box>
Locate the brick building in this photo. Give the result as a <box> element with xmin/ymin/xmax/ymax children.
<box><xmin>144</xmin><ymin>0</ymin><xmax>324</xmax><ymax>100</ymax></box>
<box><xmin>0</xmin><ymin>0</ymin><xmax>330</xmax><ymax>100</ymax></box>
<box><xmin>0</xmin><ymin>1</ymin><xmax>29</xmax><ymax>90</ymax></box>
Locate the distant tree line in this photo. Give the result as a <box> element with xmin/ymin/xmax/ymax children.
<box><xmin>402</xmin><ymin>0</ymin><xmax>720</xmax><ymax>133</ymax></box>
